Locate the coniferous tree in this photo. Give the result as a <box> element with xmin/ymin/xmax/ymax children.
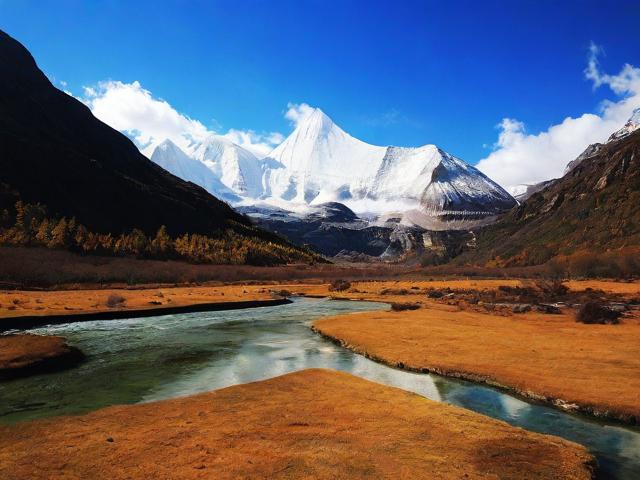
<box><xmin>35</xmin><ymin>219</ymin><xmax>52</xmax><ymax>244</ymax></box>
<box><xmin>74</xmin><ymin>224</ymin><xmax>88</xmax><ymax>249</ymax></box>
<box><xmin>49</xmin><ymin>218</ymin><xmax>69</xmax><ymax>248</ymax></box>
<box><xmin>14</xmin><ymin>201</ymin><xmax>25</xmax><ymax>230</ymax></box>
<box><xmin>151</xmin><ymin>225</ymin><xmax>172</xmax><ymax>257</ymax></box>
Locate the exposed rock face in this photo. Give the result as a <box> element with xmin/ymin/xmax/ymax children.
<box><xmin>240</xmin><ymin>202</ymin><xmax>474</xmax><ymax>261</ymax></box>
<box><xmin>464</xmin><ymin>129</ymin><xmax>640</xmax><ymax>265</ymax></box>
<box><xmin>514</xmin><ymin>180</ymin><xmax>557</xmax><ymax>202</ymax></box>
<box><xmin>564</xmin><ymin>143</ymin><xmax>603</xmax><ymax>175</ymax></box>
<box><xmin>564</xmin><ymin>107</ymin><xmax>640</xmax><ymax>175</ymax></box>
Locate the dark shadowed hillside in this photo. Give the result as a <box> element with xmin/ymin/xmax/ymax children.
<box><xmin>459</xmin><ymin>130</ymin><xmax>640</xmax><ymax>267</ymax></box>
<box><xmin>0</xmin><ymin>30</ymin><xmax>319</xmax><ymax>265</ymax></box>
<box><xmin>0</xmin><ymin>29</ymin><xmax>243</xmax><ymax>237</ymax></box>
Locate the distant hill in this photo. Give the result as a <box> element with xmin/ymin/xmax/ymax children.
<box><xmin>0</xmin><ymin>30</ymin><xmax>316</xmax><ymax>265</ymax></box>
<box><xmin>460</xmin><ymin>128</ymin><xmax>640</xmax><ymax>267</ymax></box>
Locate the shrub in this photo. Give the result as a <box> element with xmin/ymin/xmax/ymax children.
<box><xmin>535</xmin><ymin>279</ymin><xmax>569</xmax><ymax>297</ymax></box>
<box><xmin>329</xmin><ymin>280</ymin><xmax>351</xmax><ymax>292</ymax></box>
<box><xmin>391</xmin><ymin>302</ymin><xmax>421</xmax><ymax>311</ymax></box>
<box><xmin>273</xmin><ymin>289</ymin><xmax>292</xmax><ymax>298</ymax></box>
<box><xmin>576</xmin><ymin>302</ymin><xmax>621</xmax><ymax>324</ymax></box>
<box><xmin>426</xmin><ymin>290</ymin><xmax>444</xmax><ymax>298</ymax></box>
<box><xmin>106</xmin><ymin>293</ymin><xmax>126</xmax><ymax>308</ymax></box>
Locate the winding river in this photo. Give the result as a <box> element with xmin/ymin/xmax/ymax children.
<box><xmin>1</xmin><ymin>297</ymin><xmax>638</xmax><ymax>479</ymax></box>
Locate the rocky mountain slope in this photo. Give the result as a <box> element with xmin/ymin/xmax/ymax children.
<box><xmin>564</xmin><ymin>107</ymin><xmax>640</xmax><ymax>175</ymax></box>
<box><xmin>239</xmin><ymin>202</ymin><xmax>473</xmax><ymax>261</ymax></box>
<box><xmin>461</xmin><ymin>123</ymin><xmax>640</xmax><ymax>266</ymax></box>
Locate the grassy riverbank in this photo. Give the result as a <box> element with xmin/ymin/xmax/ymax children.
<box><xmin>0</xmin><ymin>369</ymin><xmax>594</xmax><ymax>479</ymax></box>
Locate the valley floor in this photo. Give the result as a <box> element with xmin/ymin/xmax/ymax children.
<box><xmin>1</xmin><ymin>278</ymin><xmax>638</xmax><ymax>478</ymax></box>
<box><xmin>0</xmin><ymin>369</ymin><xmax>594</xmax><ymax>479</ymax></box>
<box><xmin>2</xmin><ymin>279</ymin><xmax>639</xmax><ymax>423</ymax></box>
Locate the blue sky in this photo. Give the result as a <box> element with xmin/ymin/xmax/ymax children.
<box><xmin>2</xmin><ymin>0</ymin><xmax>639</xmax><ymax>189</ymax></box>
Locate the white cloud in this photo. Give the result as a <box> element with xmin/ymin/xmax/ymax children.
<box><xmin>476</xmin><ymin>43</ymin><xmax>640</xmax><ymax>193</ymax></box>
<box><xmin>223</xmin><ymin>129</ymin><xmax>284</xmax><ymax>157</ymax></box>
<box><xmin>80</xmin><ymin>80</ymin><xmax>284</xmax><ymax>158</ymax></box>
<box><xmin>82</xmin><ymin>80</ymin><xmax>210</xmax><ymax>156</ymax></box>
<box><xmin>284</xmin><ymin>102</ymin><xmax>315</xmax><ymax>126</ymax></box>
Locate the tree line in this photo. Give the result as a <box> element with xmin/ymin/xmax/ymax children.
<box><xmin>0</xmin><ymin>202</ymin><xmax>319</xmax><ymax>266</ymax></box>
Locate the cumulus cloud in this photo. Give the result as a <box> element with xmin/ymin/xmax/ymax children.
<box><xmin>476</xmin><ymin>43</ymin><xmax>640</xmax><ymax>193</ymax></box>
<box><xmin>82</xmin><ymin>80</ymin><xmax>210</xmax><ymax>156</ymax></box>
<box><xmin>80</xmin><ymin>80</ymin><xmax>283</xmax><ymax>157</ymax></box>
<box><xmin>284</xmin><ymin>102</ymin><xmax>316</xmax><ymax>126</ymax></box>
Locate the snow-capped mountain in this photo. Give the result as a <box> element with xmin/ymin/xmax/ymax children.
<box><xmin>150</xmin><ymin>139</ymin><xmax>240</xmax><ymax>203</ymax></box>
<box><xmin>191</xmin><ymin>135</ymin><xmax>265</xmax><ymax>198</ymax></box>
<box><xmin>261</xmin><ymin>109</ymin><xmax>386</xmax><ymax>203</ymax></box>
<box><xmin>608</xmin><ymin>107</ymin><xmax>640</xmax><ymax>142</ymax></box>
<box><xmin>260</xmin><ymin>108</ymin><xmax>516</xmax><ymax>222</ymax></box>
<box><xmin>149</xmin><ymin>107</ymin><xmax>516</xmax><ymax>228</ymax></box>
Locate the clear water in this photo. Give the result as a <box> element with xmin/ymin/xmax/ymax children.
<box><xmin>1</xmin><ymin>297</ymin><xmax>638</xmax><ymax>479</ymax></box>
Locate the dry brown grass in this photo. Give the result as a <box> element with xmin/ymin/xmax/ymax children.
<box><xmin>0</xmin><ymin>369</ymin><xmax>594</xmax><ymax>480</ymax></box>
<box><xmin>0</xmin><ymin>334</ymin><xmax>83</xmax><ymax>377</ymax></box>
<box><xmin>0</xmin><ymin>334</ymin><xmax>69</xmax><ymax>370</ymax></box>
<box><xmin>314</xmin><ymin>296</ymin><xmax>640</xmax><ymax>423</ymax></box>
<box><xmin>0</xmin><ymin>284</ymin><xmax>280</xmax><ymax>320</ymax></box>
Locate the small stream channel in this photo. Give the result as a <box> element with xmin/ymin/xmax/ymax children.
<box><xmin>1</xmin><ymin>297</ymin><xmax>638</xmax><ymax>479</ymax></box>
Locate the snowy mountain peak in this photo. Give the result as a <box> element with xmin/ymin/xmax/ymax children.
<box><xmin>608</xmin><ymin>107</ymin><xmax>640</xmax><ymax>142</ymax></box>
<box><xmin>262</xmin><ymin>109</ymin><xmax>387</xmax><ymax>203</ymax></box>
<box><xmin>156</xmin><ymin>138</ymin><xmax>182</xmax><ymax>153</ymax></box>
<box><xmin>295</xmin><ymin>107</ymin><xmax>336</xmax><ymax>136</ymax></box>
<box><xmin>260</xmin><ymin>108</ymin><xmax>515</xmax><ymax>221</ymax></box>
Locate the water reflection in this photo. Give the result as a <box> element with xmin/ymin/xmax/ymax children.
<box><xmin>0</xmin><ymin>297</ymin><xmax>638</xmax><ymax>479</ymax></box>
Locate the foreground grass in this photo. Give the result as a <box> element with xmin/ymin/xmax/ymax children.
<box><xmin>0</xmin><ymin>369</ymin><xmax>594</xmax><ymax>479</ymax></box>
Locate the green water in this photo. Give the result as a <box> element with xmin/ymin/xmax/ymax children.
<box><xmin>1</xmin><ymin>297</ymin><xmax>638</xmax><ymax>479</ymax></box>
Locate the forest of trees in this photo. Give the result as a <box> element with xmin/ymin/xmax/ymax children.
<box><xmin>0</xmin><ymin>202</ymin><xmax>319</xmax><ymax>266</ymax></box>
